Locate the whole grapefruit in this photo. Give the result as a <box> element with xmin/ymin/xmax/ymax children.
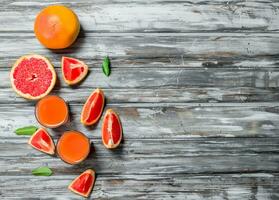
<box><xmin>34</xmin><ymin>5</ymin><xmax>80</xmax><ymax>49</ymax></box>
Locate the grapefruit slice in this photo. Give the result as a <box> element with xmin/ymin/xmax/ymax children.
<box><xmin>102</xmin><ymin>109</ymin><xmax>122</xmax><ymax>149</ymax></box>
<box><xmin>61</xmin><ymin>56</ymin><xmax>88</xmax><ymax>85</ymax></box>
<box><xmin>10</xmin><ymin>54</ymin><xmax>56</xmax><ymax>100</ymax></box>
<box><xmin>28</xmin><ymin>128</ymin><xmax>55</xmax><ymax>155</ymax></box>
<box><xmin>68</xmin><ymin>169</ymin><xmax>95</xmax><ymax>198</ymax></box>
<box><xmin>81</xmin><ymin>89</ymin><xmax>105</xmax><ymax>126</ymax></box>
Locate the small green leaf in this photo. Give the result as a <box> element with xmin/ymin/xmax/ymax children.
<box><xmin>32</xmin><ymin>167</ymin><xmax>52</xmax><ymax>176</ymax></box>
<box><xmin>15</xmin><ymin>126</ymin><xmax>38</xmax><ymax>135</ymax></box>
<box><xmin>102</xmin><ymin>56</ymin><xmax>111</xmax><ymax>76</ymax></box>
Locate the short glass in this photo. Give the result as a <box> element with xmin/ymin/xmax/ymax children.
<box><xmin>35</xmin><ymin>95</ymin><xmax>69</xmax><ymax>128</ymax></box>
<box><xmin>56</xmin><ymin>130</ymin><xmax>90</xmax><ymax>165</ymax></box>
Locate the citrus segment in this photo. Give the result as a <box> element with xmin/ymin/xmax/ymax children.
<box><xmin>81</xmin><ymin>89</ymin><xmax>105</xmax><ymax>126</ymax></box>
<box><xmin>62</xmin><ymin>57</ymin><xmax>88</xmax><ymax>85</ymax></box>
<box><xmin>102</xmin><ymin>109</ymin><xmax>122</xmax><ymax>149</ymax></box>
<box><xmin>68</xmin><ymin>169</ymin><xmax>95</xmax><ymax>197</ymax></box>
<box><xmin>28</xmin><ymin>128</ymin><xmax>55</xmax><ymax>155</ymax></box>
<box><xmin>10</xmin><ymin>55</ymin><xmax>56</xmax><ymax>100</ymax></box>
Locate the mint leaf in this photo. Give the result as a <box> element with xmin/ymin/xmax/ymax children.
<box><xmin>15</xmin><ymin>126</ymin><xmax>38</xmax><ymax>135</ymax></box>
<box><xmin>102</xmin><ymin>56</ymin><xmax>110</xmax><ymax>76</ymax></box>
<box><xmin>32</xmin><ymin>167</ymin><xmax>52</xmax><ymax>176</ymax></box>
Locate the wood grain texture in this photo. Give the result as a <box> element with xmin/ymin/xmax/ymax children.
<box><xmin>0</xmin><ymin>0</ymin><xmax>279</xmax><ymax>33</ymax></box>
<box><xmin>1</xmin><ymin>87</ymin><xmax>279</xmax><ymax>104</ymax></box>
<box><xmin>2</xmin><ymin>68</ymin><xmax>279</xmax><ymax>89</ymax></box>
<box><xmin>1</xmin><ymin>0</ymin><xmax>279</xmax><ymax>199</ymax></box>
<box><xmin>1</xmin><ymin>104</ymin><xmax>279</xmax><ymax>138</ymax></box>
<box><xmin>0</xmin><ymin>138</ymin><xmax>278</xmax><ymax>175</ymax></box>
<box><xmin>0</xmin><ymin>138</ymin><xmax>278</xmax><ymax>198</ymax></box>
<box><xmin>1</xmin><ymin>173</ymin><xmax>278</xmax><ymax>199</ymax></box>
<box><xmin>0</xmin><ymin>33</ymin><xmax>279</xmax><ymax>68</ymax></box>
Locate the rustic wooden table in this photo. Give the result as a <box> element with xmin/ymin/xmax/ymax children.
<box><xmin>1</xmin><ymin>0</ymin><xmax>279</xmax><ymax>199</ymax></box>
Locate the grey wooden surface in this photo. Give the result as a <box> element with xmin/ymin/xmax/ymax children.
<box><xmin>0</xmin><ymin>0</ymin><xmax>279</xmax><ymax>199</ymax></box>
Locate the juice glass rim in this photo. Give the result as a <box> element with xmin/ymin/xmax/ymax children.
<box><xmin>56</xmin><ymin>130</ymin><xmax>90</xmax><ymax>165</ymax></box>
<box><xmin>35</xmin><ymin>95</ymin><xmax>69</xmax><ymax>128</ymax></box>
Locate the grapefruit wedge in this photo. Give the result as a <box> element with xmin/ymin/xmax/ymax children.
<box><xmin>10</xmin><ymin>54</ymin><xmax>56</xmax><ymax>100</ymax></box>
<box><xmin>61</xmin><ymin>56</ymin><xmax>88</xmax><ymax>85</ymax></box>
<box><xmin>68</xmin><ymin>169</ymin><xmax>95</xmax><ymax>198</ymax></box>
<box><xmin>81</xmin><ymin>89</ymin><xmax>105</xmax><ymax>126</ymax></box>
<box><xmin>102</xmin><ymin>109</ymin><xmax>122</xmax><ymax>149</ymax></box>
<box><xmin>28</xmin><ymin>128</ymin><xmax>55</xmax><ymax>155</ymax></box>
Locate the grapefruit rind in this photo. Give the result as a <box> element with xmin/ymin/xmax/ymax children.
<box><xmin>61</xmin><ymin>56</ymin><xmax>89</xmax><ymax>85</ymax></box>
<box><xmin>68</xmin><ymin>169</ymin><xmax>95</xmax><ymax>198</ymax></box>
<box><xmin>102</xmin><ymin>109</ymin><xmax>122</xmax><ymax>149</ymax></box>
<box><xmin>80</xmin><ymin>88</ymin><xmax>105</xmax><ymax>126</ymax></box>
<box><xmin>34</xmin><ymin>5</ymin><xmax>80</xmax><ymax>49</ymax></box>
<box><xmin>10</xmin><ymin>54</ymin><xmax>56</xmax><ymax>100</ymax></box>
<box><xmin>28</xmin><ymin>127</ymin><xmax>55</xmax><ymax>155</ymax></box>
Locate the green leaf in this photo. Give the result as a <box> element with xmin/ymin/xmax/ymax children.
<box><xmin>15</xmin><ymin>126</ymin><xmax>38</xmax><ymax>135</ymax></box>
<box><xmin>32</xmin><ymin>167</ymin><xmax>52</xmax><ymax>176</ymax></box>
<box><xmin>102</xmin><ymin>56</ymin><xmax>111</xmax><ymax>76</ymax></box>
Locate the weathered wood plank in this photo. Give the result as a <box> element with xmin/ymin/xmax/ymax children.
<box><xmin>1</xmin><ymin>0</ymin><xmax>279</xmax><ymax>199</ymax></box>
<box><xmin>2</xmin><ymin>137</ymin><xmax>278</xmax><ymax>158</ymax></box>
<box><xmin>0</xmin><ymin>173</ymin><xmax>278</xmax><ymax>199</ymax></box>
<box><xmin>2</xmin><ymin>68</ymin><xmax>279</xmax><ymax>89</ymax></box>
<box><xmin>0</xmin><ymin>0</ymin><xmax>279</xmax><ymax>33</ymax></box>
<box><xmin>1</xmin><ymin>104</ymin><xmax>279</xmax><ymax>138</ymax></box>
<box><xmin>0</xmin><ymin>138</ymin><xmax>278</xmax><ymax>175</ymax></box>
<box><xmin>2</xmin><ymin>52</ymin><xmax>279</xmax><ymax>70</ymax></box>
<box><xmin>1</xmin><ymin>87</ymin><xmax>279</xmax><ymax>104</ymax></box>
<box><xmin>0</xmin><ymin>33</ymin><xmax>279</xmax><ymax>68</ymax></box>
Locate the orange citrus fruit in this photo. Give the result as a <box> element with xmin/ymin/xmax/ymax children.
<box><xmin>81</xmin><ymin>89</ymin><xmax>105</xmax><ymax>126</ymax></box>
<box><xmin>34</xmin><ymin>5</ymin><xmax>80</xmax><ymax>49</ymax></box>
<box><xmin>61</xmin><ymin>56</ymin><xmax>89</xmax><ymax>85</ymax></box>
<box><xmin>10</xmin><ymin>54</ymin><xmax>56</xmax><ymax>100</ymax></box>
<box><xmin>68</xmin><ymin>169</ymin><xmax>95</xmax><ymax>197</ymax></box>
<box><xmin>102</xmin><ymin>109</ymin><xmax>122</xmax><ymax>149</ymax></box>
<box><xmin>28</xmin><ymin>128</ymin><xmax>55</xmax><ymax>155</ymax></box>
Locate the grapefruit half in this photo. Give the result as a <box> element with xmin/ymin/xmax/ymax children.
<box><xmin>10</xmin><ymin>55</ymin><xmax>56</xmax><ymax>100</ymax></box>
<box><xmin>68</xmin><ymin>169</ymin><xmax>95</xmax><ymax>197</ymax></box>
<box><xmin>28</xmin><ymin>128</ymin><xmax>55</xmax><ymax>155</ymax></box>
<box><xmin>61</xmin><ymin>56</ymin><xmax>88</xmax><ymax>85</ymax></box>
<box><xmin>102</xmin><ymin>109</ymin><xmax>122</xmax><ymax>149</ymax></box>
<box><xmin>81</xmin><ymin>88</ymin><xmax>105</xmax><ymax>126</ymax></box>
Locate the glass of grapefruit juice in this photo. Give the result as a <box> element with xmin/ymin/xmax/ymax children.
<box><xmin>57</xmin><ymin>130</ymin><xmax>90</xmax><ymax>165</ymax></box>
<box><xmin>35</xmin><ymin>95</ymin><xmax>69</xmax><ymax>128</ymax></box>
